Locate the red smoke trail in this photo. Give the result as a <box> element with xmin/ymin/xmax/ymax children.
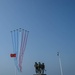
<box><xmin>19</xmin><ymin>29</ymin><xmax>24</xmax><ymax>72</ymax></box>
<box><xmin>19</xmin><ymin>30</ymin><xmax>29</xmax><ymax>72</ymax></box>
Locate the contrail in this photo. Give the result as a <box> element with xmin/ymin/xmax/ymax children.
<box><xmin>59</xmin><ymin>56</ymin><xmax>63</xmax><ymax>75</ymax></box>
<box><xmin>57</xmin><ymin>52</ymin><xmax>63</xmax><ymax>75</ymax></box>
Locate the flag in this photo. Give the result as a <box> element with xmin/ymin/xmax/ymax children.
<box><xmin>10</xmin><ymin>54</ymin><xmax>16</xmax><ymax>57</ymax></box>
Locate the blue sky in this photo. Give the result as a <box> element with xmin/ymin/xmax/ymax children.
<box><xmin>0</xmin><ymin>0</ymin><xmax>75</xmax><ymax>75</ymax></box>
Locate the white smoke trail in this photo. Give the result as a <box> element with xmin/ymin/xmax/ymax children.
<box><xmin>59</xmin><ymin>54</ymin><xmax>63</xmax><ymax>75</ymax></box>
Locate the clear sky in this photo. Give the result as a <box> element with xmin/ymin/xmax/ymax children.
<box><xmin>0</xmin><ymin>0</ymin><xmax>75</xmax><ymax>75</ymax></box>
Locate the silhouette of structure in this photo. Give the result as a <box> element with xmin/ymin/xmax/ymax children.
<box><xmin>34</xmin><ymin>62</ymin><xmax>46</xmax><ymax>75</ymax></box>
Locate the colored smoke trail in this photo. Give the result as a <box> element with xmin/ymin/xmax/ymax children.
<box><xmin>11</xmin><ymin>30</ymin><xmax>20</xmax><ymax>72</ymax></box>
<box><xmin>10</xmin><ymin>28</ymin><xmax>29</xmax><ymax>72</ymax></box>
<box><xmin>19</xmin><ymin>30</ymin><xmax>29</xmax><ymax>72</ymax></box>
<box><xmin>19</xmin><ymin>29</ymin><xmax>24</xmax><ymax>72</ymax></box>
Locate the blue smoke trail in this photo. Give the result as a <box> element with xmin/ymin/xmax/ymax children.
<box><xmin>14</xmin><ymin>30</ymin><xmax>20</xmax><ymax>72</ymax></box>
<box><xmin>16</xmin><ymin>29</ymin><xmax>18</xmax><ymax>62</ymax></box>
<box><xmin>11</xmin><ymin>31</ymin><xmax>15</xmax><ymax>53</ymax></box>
<box><xmin>11</xmin><ymin>30</ymin><xmax>20</xmax><ymax>72</ymax></box>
